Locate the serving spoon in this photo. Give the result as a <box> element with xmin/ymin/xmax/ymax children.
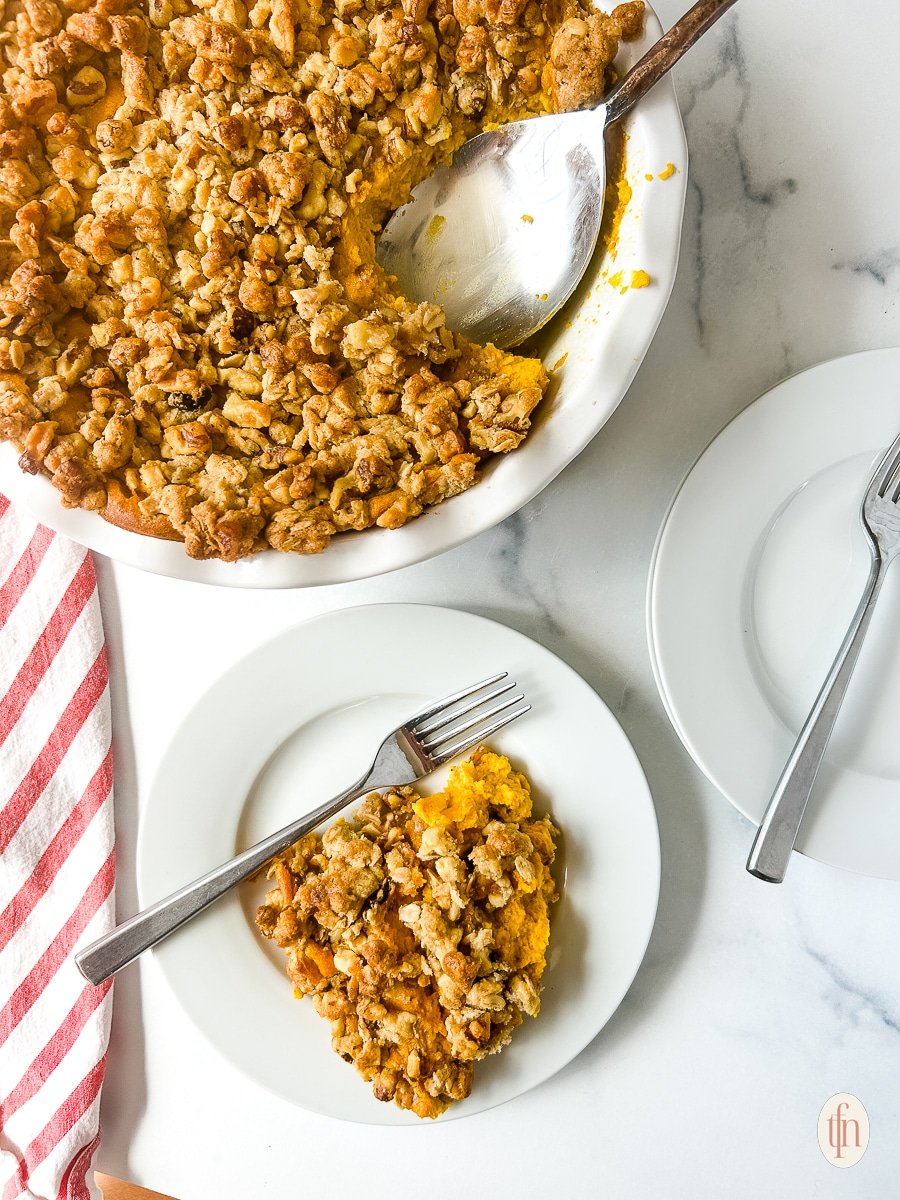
<box><xmin>377</xmin><ymin>0</ymin><xmax>738</xmax><ymax>348</ymax></box>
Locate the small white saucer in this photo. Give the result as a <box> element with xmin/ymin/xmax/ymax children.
<box><xmin>648</xmin><ymin>349</ymin><xmax>900</xmax><ymax>879</ymax></box>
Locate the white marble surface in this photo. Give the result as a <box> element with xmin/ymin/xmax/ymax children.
<box><xmin>93</xmin><ymin>1</ymin><xmax>900</xmax><ymax>1195</ymax></box>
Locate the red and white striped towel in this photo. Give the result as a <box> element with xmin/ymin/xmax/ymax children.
<box><xmin>0</xmin><ymin>494</ymin><xmax>115</xmax><ymax>1200</ymax></box>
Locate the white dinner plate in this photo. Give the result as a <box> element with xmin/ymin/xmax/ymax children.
<box><xmin>138</xmin><ymin>604</ymin><xmax>660</xmax><ymax>1123</ymax></box>
<box><xmin>0</xmin><ymin>2</ymin><xmax>686</xmax><ymax>588</ymax></box>
<box><xmin>648</xmin><ymin>349</ymin><xmax>900</xmax><ymax>879</ymax></box>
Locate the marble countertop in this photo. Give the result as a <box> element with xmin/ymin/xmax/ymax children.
<box><xmin>94</xmin><ymin>1</ymin><xmax>900</xmax><ymax>1195</ymax></box>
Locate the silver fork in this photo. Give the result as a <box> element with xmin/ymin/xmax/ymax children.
<box><xmin>747</xmin><ymin>431</ymin><xmax>900</xmax><ymax>883</ymax></box>
<box><xmin>76</xmin><ymin>673</ymin><xmax>529</xmax><ymax>984</ymax></box>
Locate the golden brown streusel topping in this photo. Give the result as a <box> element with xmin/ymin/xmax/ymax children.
<box><xmin>0</xmin><ymin>0</ymin><xmax>643</xmax><ymax>559</ymax></box>
<box><xmin>256</xmin><ymin>748</ymin><xmax>558</xmax><ymax>1117</ymax></box>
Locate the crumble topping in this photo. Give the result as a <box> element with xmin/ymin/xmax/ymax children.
<box><xmin>0</xmin><ymin>0</ymin><xmax>643</xmax><ymax>559</ymax></box>
<box><xmin>256</xmin><ymin>748</ymin><xmax>558</xmax><ymax>1117</ymax></box>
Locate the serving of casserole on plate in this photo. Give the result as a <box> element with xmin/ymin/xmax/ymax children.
<box><xmin>258</xmin><ymin>748</ymin><xmax>559</xmax><ymax>1118</ymax></box>
<box><xmin>0</xmin><ymin>1</ymin><xmax>686</xmax><ymax>584</ymax></box>
<box><xmin>137</xmin><ymin>604</ymin><xmax>661</xmax><ymax>1124</ymax></box>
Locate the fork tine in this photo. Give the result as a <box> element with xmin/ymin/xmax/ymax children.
<box><xmin>421</xmin><ymin>691</ymin><xmax>526</xmax><ymax>752</ymax></box>
<box><xmin>866</xmin><ymin>430</ymin><xmax>900</xmax><ymax>502</ymax></box>
<box><xmin>881</xmin><ymin>447</ymin><xmax>900</xmax><ymax>502</ymax></box>
<box><xmin>414</xmin><ymin>679</ymin><xmax>517</xmax><ymax>738</ymax></box>
<box><xmin>887</xmin><ymin>457</ymin><xmax>900</xmax><ymax>504</ymax></box>
<box><xmin>429</xmin><ymin>702</ymin><xmax>531</xmax><ymax>765</ymax></box>
<box><xmin>407</xmin><ymin>672</ymin><xmax>507</xmax><ymax>727</ymax></box>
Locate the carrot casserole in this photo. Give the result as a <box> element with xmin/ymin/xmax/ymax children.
<box><xmin>0</xmin><ymin>0</ymin><xmax>643</xmax><ymax>558</ymax></box>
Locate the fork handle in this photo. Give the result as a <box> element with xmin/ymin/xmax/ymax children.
<box><xmin>75</xmin><ymin>778</ymin><xmax>367</xmax><ymax>986</ymax></box>
<box><xmin>746</xmin><ymin>552</ymin><xmax>885</xmax><ymax>883</ymax></box>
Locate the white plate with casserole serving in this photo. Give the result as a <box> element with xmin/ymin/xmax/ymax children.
<box><xmin>137</xmin><ymin>603</ymin><xmax>661</xmax><ymax>1123</ymax></box>
<box><xmin>0</xmin><ymin>1</ymin><xmax>687</xmax><ymax>587</ymax></box>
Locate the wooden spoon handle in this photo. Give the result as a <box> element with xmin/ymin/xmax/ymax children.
<box><xmin>95</xmin><ymin>1173</ymin><xmax>180</xmax><ymax>1200</ymax></box>
<box><xmin>603</xmin><ymin>0</ymin><xmax>740</xmax><ymax>127</ymax></box>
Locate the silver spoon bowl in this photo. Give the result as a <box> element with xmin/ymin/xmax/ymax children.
<box><xmin>377</xmin><ymin>0</ymin><xmax>738</xmax><ymax>349</ymax></box>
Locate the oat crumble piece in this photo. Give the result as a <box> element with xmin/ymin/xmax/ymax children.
<box><xmin>0</xmin><ymin>0</ymin><xmax>643</xmax><ymax>558</ymax></box>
